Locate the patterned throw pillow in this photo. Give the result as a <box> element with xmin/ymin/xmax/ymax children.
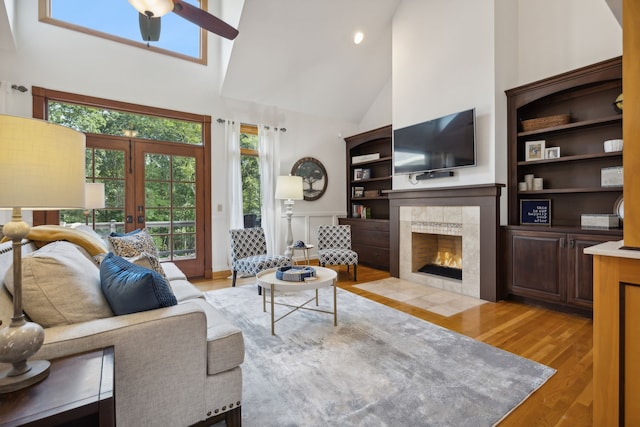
<box><xmin>126</xmin><ymin>252</ymin><xmax>171</xmax><ymax>289</ymax></box>
<box><xmin>107</xmin><ymin>228</ymin><xmax>158</xmax><ymax>258</ymax></box>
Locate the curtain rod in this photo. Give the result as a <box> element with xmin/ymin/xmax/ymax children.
<box><xmin>216</xmin><ymin>118</ymin><xmax>286</xmax><ymax>132</ymax></box>
<box><xmin>11</xmin><ymin>84</ymin><xmax>28</xmax><ymax>93</ymax></box>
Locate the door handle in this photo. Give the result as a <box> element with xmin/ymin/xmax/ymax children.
<box><xmin>560</xmin><ymin>238</ymin><xmax>565</xmax><ymax>248</ymax></box>
<box><xmin>126</xmin><ymin>215</ymin><xmax>133</xmax><ymax>224</ymax></box>
<box><xmin>137</xmin><ymin>216</ymin><xmax>145</xmax><ymax>224</ymax></box>
<box><xmin>569</xmin><ymin>240</ymin><xmax>575</xmax><ymax>248</ymax></box>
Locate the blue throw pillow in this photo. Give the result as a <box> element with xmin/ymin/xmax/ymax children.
<box><xmin>109</xmin><ymin>228</ymin><xmax>142</xmax><ymax>237</ymax></box>
<box><xmin>100</xmin><ymin>252</ymin><xmax>177</xmax><ymax>315</ymax></box>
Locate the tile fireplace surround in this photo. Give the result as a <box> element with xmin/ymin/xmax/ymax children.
<box><xmin>400</xmin><ymin>206</ymin><xmax>480</xmax><ymax>298</ymax></box>
<box><xmin>388</xmin><ymin>184</ymin><xmax>504</xmax><ymax>302</ymax></box>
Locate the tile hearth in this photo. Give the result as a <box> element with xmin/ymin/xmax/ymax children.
<box><xmin>354</xmin><ymin>277</ymin><xmax>486</xmax><ymax>317</ymax></box>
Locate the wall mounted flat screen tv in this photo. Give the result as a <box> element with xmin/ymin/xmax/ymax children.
<box><xmin>393</xmin><ymin>108</ymin><xmax>476</xmax><ymax>175</ymax></box>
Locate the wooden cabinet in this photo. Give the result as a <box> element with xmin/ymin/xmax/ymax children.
<box><xmin>340</xmin><ymin>125</ymin><xmax>392</xmax><ymax>270</ymax></box>
<box><xmin>503</xmin><ymin>227</ymin><xmax>617</xmax><ymax>312</ymax></box>
<box><xmin>502</xmin><ymin>57</ymin><xmax>624</xmax><ymax>312</ymax></box>
<box><xmin>338</xmin><ymin>217</ymin><xmax>389</xmax><ymax>270</ymax></box>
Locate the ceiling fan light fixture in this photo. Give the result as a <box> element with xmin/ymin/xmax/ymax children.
<box><xmin>128</xmin><ymin>0</ymin><xmax>174</xmax><ymax>17</ymax></box>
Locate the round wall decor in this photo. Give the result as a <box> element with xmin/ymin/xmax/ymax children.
<box><xmin>291</xmin><ymin>157</ymin><xmax>327</xmax><ymax>201</ymax></box>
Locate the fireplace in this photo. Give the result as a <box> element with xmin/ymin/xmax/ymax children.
<box><xmin>413</xmin><ymin>231</ymin><xmax>462</xmax><ymax>280</ymax></box>
<box><xmin>388</xmin><ymin>185</ymin><xmax>503</xmax><ymax>302</ymax></box>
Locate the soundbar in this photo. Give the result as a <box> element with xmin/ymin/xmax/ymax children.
<box><xmin>415</xmin><ymin>170</ymin><xmax>454</xmax><ymax>180</ymax></box>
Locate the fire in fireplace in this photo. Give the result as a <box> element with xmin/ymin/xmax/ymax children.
<box><xmin>412</xmin><ymin>232</ymin><xmax>462</xmax><ymax>280</ymax></box>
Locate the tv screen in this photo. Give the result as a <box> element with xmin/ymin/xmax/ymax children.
<box><xmin>393</xmin><ymin>108</ymin><xmax>476</xmax><ymax>175</ymax></box>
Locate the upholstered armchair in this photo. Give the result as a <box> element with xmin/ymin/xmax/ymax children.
<box><xmin>317</xmin><ymin>224</ymin><xmax>358</xmax><ymax>280</ymax></box>
<box><xmin>229</xmin><ymin>227</ymin><xmax>292</xmax><ymax>294</ymax></box>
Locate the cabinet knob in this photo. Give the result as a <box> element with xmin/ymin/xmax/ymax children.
<box><xmin>569</xmin><ymin>240</ymin><xmax>575</xmax><ymax>249</ymax></box>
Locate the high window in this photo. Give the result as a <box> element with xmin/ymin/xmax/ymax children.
<box><xmin>39</xmin><ymin>0</ymin><xmax>206</xmax><ymax>63</ymax></box>
<box><xmin>240</xmin><ymin>124</ymin><xmax>261</xmax><ymax>227</ymax></box>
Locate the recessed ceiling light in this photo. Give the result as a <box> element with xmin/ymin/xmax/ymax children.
<box><xmin>354</xmin><ymin>32</ymin><xmax>364</xmax><ymax>45</ymax></box>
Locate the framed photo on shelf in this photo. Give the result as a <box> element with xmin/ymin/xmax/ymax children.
<box><xmin>354</xmin><ymin>168</ymin><xmax>363</xmax><ymax>181</ymax></box>
<box><xmin>353</xmin><ymin>186</ymin><xmax>364</xmax><ymax>198</ymax></box>
<box><xmin>525</xmin><ymin>140</ymin><xmax>545</xmax><ymax>161</ymax></box>
<box><xmin>520</xmin><ymin>199</ymin><xmax>551</xmax><ymax>225</ymax></box>
<box><xmin>361</xmin><ymin>168</ymin><xmax>371</xmax><ymax>180</ymax></box>
<box><xmin>544</xmin><ymin>146</ymin><xmax>560</xmax><ymax>159</ymax></box>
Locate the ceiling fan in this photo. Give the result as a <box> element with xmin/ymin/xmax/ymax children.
<box><xmin>128</xmin><ymin>0</ymin><xmax>239</xmax><ymax>42</ymax></box>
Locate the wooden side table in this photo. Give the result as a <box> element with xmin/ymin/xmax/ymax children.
<box><xmin>287</xmin><ymin>244</ymin><xmax>314</xmax><ymax>265</ymax></box>
<box><xmin>0</xmin><ymin>347</ymin><xmax>115</xmax><ymax>427</ymax></box>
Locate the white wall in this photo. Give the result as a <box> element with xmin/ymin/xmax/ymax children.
<box><xmin>392</xmin><ymin>0</ymin><xmax>497</xmax><ymax>191</ymax></box>
<box><xmin>517</xmin><ymin>0</ymin><xmax>621</xmax><ymax>86</ymax></box>
<box><xmin>0</xmin><ymin>0</ymin><xmax>357</xmax><ymax>272</ymax></box>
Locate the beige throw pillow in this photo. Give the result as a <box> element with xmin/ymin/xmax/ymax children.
<box><xmin>4</xmin><ymin>241</ymin><xmax>113</xmax><ymax>327</ymax></box>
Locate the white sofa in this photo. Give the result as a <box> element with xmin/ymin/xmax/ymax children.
<box><xmin>0</xmin><ymin>232</ymin><xmax>244</xmax><ymax>427</ymax></box>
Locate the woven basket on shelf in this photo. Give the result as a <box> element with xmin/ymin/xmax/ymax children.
<box><xmin>521</xmin><ymin>114</ymin><xmax>570</xmax><ymax>132</ymax></box>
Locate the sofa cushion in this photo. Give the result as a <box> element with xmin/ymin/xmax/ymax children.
<box><xmin>161</xmin><ymin>262</ymin><xmax>187</xmax><ymax>281</ymax></box>
<box><xmin>3</xmin><ymin>241</ymin><xmax>113</xmax><ymax>327</ymax></box>
<box><xmin>100</xmin><ymin>252</ymin><xmax>177</xmax><ymax>315</ymax></box>
<box><xmin>107</xmin><ymin>228</ymin><xmax>158</xmax><ymax>258</ymax></box>
<box><xmin>184</xmin><ymin>298</ymin><xmax>245</xmax><ymax>375</ymax></box>
<box><xmin>171</xmin><ymin>279</ymin><xmax>204</xmax><ymax>302</ymax></box>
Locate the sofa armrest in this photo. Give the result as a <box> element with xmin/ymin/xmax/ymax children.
<box><xmin>36</xmin><ymin>301</ymin><xmax>212</xmax><ymax>427</ymax></box>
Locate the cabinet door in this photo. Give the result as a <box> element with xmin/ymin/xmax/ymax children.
<box><xmin>507</xmin><ymin>230</ymin><xmax>567</xmax><ymax>302</ymax></box>
<box><xmin>566</xmin><ymin>233</ymin><xmax>613</xmax><ymax>309</ymax></box>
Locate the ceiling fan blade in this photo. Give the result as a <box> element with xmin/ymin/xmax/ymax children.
<box><xmin>172</xmin><ymin>0</ymin><xmax>239</xmax><ymax>40</ymax></box>
<box><xmin>138</xmin><ymin>12</ymin><xmax>162</xmax><ymax>42</ymax></box>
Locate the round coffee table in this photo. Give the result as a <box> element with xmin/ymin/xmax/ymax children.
<box><xmin>256</xmin><ymin>266</ymin><xmax>338</xmax><ymax>335</ymax></box>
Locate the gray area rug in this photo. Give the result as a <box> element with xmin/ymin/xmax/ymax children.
<box><xmin>205</xmin><ymin>285</ymin><xmax>555</xmax><ymax>426</ymax></box>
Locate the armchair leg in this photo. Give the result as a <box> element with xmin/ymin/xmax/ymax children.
<box><xmin>232</xmin><ymin>271</ymin><xmax>238</xmax><ymax>287</ymax></box>
<box><xmin>354</xmin><ymin>264</ymin><xmax>357</xmax><ymax>281</ymax></box>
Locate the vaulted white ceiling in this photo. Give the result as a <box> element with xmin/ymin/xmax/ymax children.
<box><xmin>220</xmin><ymin>0</ymin><xmax>400</xmax><ymax>123</ymax></box>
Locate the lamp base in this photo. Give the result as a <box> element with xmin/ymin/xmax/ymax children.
<box><xmin>0</xmin><ymin>360</ymin><xmax>50</xmax><ymax>393</ymax></box>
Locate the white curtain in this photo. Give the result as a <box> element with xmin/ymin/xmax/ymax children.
<box><xmin>225</xmin><ymin>120</ymin><xmax>243</xmax><ymax>231</ymax></box>
<box><xmin>0</xmin><ymin>81</ymin><xmax>12</xmax><ymax>114</ymax></box>
<box><xmin>258</xmin><ymin>125</ymin><xmax>281</xmax><ymax>255</ymax></box>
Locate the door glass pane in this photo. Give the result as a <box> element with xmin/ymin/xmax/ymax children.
<box><xmin>145</xmin><ymin>153</ymin><xmax>196</xmax><ymax>261</ymax></box>
<box><xmin>60</xmin><ymin>148</ymin><xmax>126</xmax><ymax>237</ymax></box>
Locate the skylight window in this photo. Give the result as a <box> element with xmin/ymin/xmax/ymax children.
<box><xmin>40</xmin><ymin>0</ymin><xmax>206</xmax><ymax>63</ymax></box>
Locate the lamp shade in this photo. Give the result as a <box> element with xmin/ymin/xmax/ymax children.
<box><xmin>275</xmin><ymin>175</ymin><xmax>304</xmax><ymax>200</ymax></box>
<box><xmin>85</xmin><ymin>183</ymin><xmax>106</xmax><ymax>209</ymax></box>
<box><xmin>128</xmin><ymin>0</ymin><xmax>174</xmax><ymax>17</ymax></box>
<box><xmin>0</xmin><ymin>115</ymin><xmax>86</xmax><ymax>209</ymax></box>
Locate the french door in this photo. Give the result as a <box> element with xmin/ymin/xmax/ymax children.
<box><xmin>86</xmin><ymin>135</ymin><xmax>208</xmax><ymax>278</ymax></box>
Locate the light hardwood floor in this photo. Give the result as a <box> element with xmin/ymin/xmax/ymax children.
<box><xmin>192</xmin><ymin>264</ymin><xmax>593</xmax><ymax>426</ymax></box>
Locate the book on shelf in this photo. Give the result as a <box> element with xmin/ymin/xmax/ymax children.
<box><xmin>352</xmin><ymin>186</ymin><xmax>365</xmax><ymax>198</ymax></box>
<box><xmin>352</xmin><ymin>153</ymin><xmax>380</xmax><ymax>164</ymax></box>
<box><xmin>352</xmin><ymin>204</ymin><xmax>371</xmax><ymax>219</ymax></box>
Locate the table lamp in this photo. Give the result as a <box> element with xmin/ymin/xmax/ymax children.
<box><xmin>275</xmin><ymin>175</ymin><xmax>303</xmax><ymax>258</ymax></box>
<box><xmin>84</xmin><ymin>183</ymin><xmax>106</xmax><ymax>226</ymax></box>
<box><xmin>0</xmin><ymin>115</ymin><xmax>86</xmax><ymax>393</ymax></box>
